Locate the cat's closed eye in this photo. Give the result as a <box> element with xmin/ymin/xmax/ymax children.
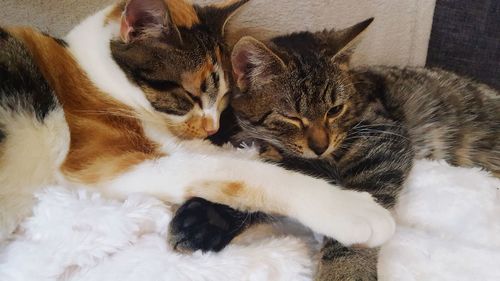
<box><xmin>281</xmin><ymin>114</ymin><xmax>304</xmax><ymax>128</ymax></box>
<box><xmin>139</xmin><ymin>77</ymin><xmax>180</xmax><ymax>93</ymax></box>
<box><xmin>185</xmin><ymin>90</ymin><xmax>202</xmax><ymax>106</ymax></box>
<box><xmin>327</xmin><ymin>104</ymin><xmax>344</xmax><ymax>118</ymax></box>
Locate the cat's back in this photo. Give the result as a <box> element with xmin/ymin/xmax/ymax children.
<box><xmin>352</xmin><ymin>66</ymin><xmax>499</xmax><ymax>175</ymax></box>
<box><xmin>353</xmin><ymin>66</ymin><xmax>498</xmax><ymax>118</ymax></box>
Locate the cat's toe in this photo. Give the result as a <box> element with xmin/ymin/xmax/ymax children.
<box><xmin>338</xmin><ymin>192</ymin><xmax>395</xmax><ymax>248</ymax></box>
<box><xmin>168</xmin><ymin>197</ymin><xmax>240</xmax><ymax>253</ymax></box>
<box><xmin>309</xmin><ymin>190</ymin><xmax>395</xmax><ymax>248</ymax></box>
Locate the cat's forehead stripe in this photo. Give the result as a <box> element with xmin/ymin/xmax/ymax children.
<box><xmin>181</xmin><ymin>57</ymin><xmax>214</xmax><ymax>95</ymax></box>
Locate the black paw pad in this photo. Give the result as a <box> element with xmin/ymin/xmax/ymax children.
<box><xmin>168</xmin><ymin>198</ymin><xmax>249</xmax><ymax>253</ymax></box>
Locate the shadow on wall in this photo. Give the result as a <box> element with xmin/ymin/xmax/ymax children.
<box><xmin>0</xmin><ymin>0</ymin><xmax>114</xmax><ymax>36</ymax></box>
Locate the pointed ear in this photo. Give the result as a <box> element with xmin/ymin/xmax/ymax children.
<box><xmin>231</xmin><ymin>36</ymin><xmax>286</xmax><ymax>91</ymax></box>
<box><xmin>197</xmin><ymin>0</ymin><xmax>250</xmax><ymax>37</ymax></box>
<box><xmin>318</xmin><ymin>18</ymin><xmax>373</xmax><ymax>65</ymax></box>
<box><xmin>120</xmin><ymin>0</ymin><xmax>182</xmax><ymax>44</ymax></box>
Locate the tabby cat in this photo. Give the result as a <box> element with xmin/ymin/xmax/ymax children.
<box><xmin>169</xmin><ymin>18</ymin><xmax>500</xmax><ymax>280</ymax></box>
<box><xmin>0</xmin><ymin>0</ymin><xmax>395</xmax><ymax>252</ymax></box>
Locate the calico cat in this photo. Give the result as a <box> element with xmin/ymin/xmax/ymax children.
<box><xmin>170</xmin><ymin>18</ymin><xmax>500</xmax><ymax>280</ymax></box>
<box><xmin>0</xmin><ymin>0</ymin><xmax>395</xmax><ymax>252</ymax></box>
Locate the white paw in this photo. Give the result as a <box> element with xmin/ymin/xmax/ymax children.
<box><xmin>299</xmin><ymin>190</ymin><xmax>395</xmax><ymax>248</ymax></box>
<box><xmin>0</xmin><ymin>208</ymin><xmax>25</xmax><ymax>241</ymax></box>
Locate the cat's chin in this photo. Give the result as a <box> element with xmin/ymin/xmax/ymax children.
<box><xmin>300</xmin><ymin>152</ymin><xmax>326</xmax><ymax>159</ymax></box>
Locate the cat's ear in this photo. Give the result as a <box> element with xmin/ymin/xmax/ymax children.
<box><xmin>318</xmin><ymin>18</ymin><xmax>373</xmax><ymax>65</ymax></box>
<box><xmin>231</xmin><ymin>36</ymin><xmax>286</xmax><ymax>91</ymax></box>
<box><xmin>120</xmin><ymin>0</ymin><xmax>182</xmax><ymax>45</ymax></box>
<box><xmin>197</xmin><ymin>0</ymin><xmax>250</xmax><ymax>37</ymax></box>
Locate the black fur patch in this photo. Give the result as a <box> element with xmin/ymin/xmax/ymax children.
<box><xmin>279</xmin><ymin>156</ymin><xmax>341</xmax><ymax>185</ymax></box>
<box><xmin>209</xmin><ymin>107</ymin><xmax>241</xmax><ymax>145</ymax></box>
<box><xmin>0</xmin><ymin>129</ymin><xmax>5</xmax><ymax>143</ymax></box>
<box><xmin>0</xmin><ymin>29</ymin><xmax>59</xmax><ymax>121</ymax></box>
<box><xmin>0</xmin><ymin>28</ymin><xmax>8</xmax><ymax>40</ymax></box>
<box><xmin>52</xmin><ymin>37</ymin><xmax>68</xmax><ymax>47</ymax></box>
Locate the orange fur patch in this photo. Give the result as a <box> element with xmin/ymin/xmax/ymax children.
<box><xmin>186</xmin><ymin>180</ymin><xmax>287</xmax><ymax>214</ymax></box>
<box><xmin>105</xmin><ymin>1</ymin><xmax>126</xmax><ymax>25</ymax></box>
<box><xmin>222</xmin><ymin>181</ymin><xmax>244</xmax><ymax>196</ymax></box>
<box><xmin>186</xmin><ymin>180</ymin><xmax>251</xmax><ymax>210</ymax></box>
<box><xmin>181</xmin><ymin>57</ymin><xmax>214</xmax><ymax>95</ymax></box>
<box><xmin>8</xmin><ymin>28</ymin><xmax>162</xmax><ymax>184</ymax></box>
<box><xmin>165</xmin><ymin>0</ymin><xmax>199</xmax><ymax>28</ymax></box>
<box><xmin>168</xmin><ymin>114</ymin><xmax>208</xmax><ymax>139</ymax></box>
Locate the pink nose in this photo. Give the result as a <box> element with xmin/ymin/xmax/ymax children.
<box><xmin>206</xmin><ymin>129</ymin><xmax>217</xmax><ymax>136</ymax></box>
<box><xmin>203</xmin><ymin>117</ymin><xmax>218</xmax><ymax>136</ymax></box>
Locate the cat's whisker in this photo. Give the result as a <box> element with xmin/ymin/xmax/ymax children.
<box><xmin>352</xmin><ymin>123</ymin><xmax>401</xmax><ymax>129</ymax></box>
<box><xmin>352</xmin><ymin>129</ymin><xmax>410</xmax><ymax>141</ymax></box>
<box><xmin>348</xmin><ymin>127</ymin><xmax>409</xmax><ymax>140</ymax></box>
<box><xmin>231</xmin><ymin>213</ymin><xmax>251</xmax><ymax>234</ymax></box>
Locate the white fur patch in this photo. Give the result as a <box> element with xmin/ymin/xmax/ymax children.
<box><xmin>0</xmin><ymin>107</ymin><xmax>69</xmax><ymax>240</ymax></box>
<box><xmin>65</xmin><ymin>6</ymin><xmax>154</xmax><ymax>113</ymax></box>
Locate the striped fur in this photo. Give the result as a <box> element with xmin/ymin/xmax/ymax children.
<box><xmin>233</xmin><ymin>22</ymin><xmax>499</xmax><ymax>281</ymax></box>
<box><xmin>170</xmin><ymin>19</ymin><xmax>499</xmax><ymax>280</ymax></box>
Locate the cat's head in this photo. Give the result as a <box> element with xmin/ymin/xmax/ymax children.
<box><xmin>110</xmin><ymin>0</ymin><xmax>248</xmax><ymax>139</ymax></box>
<box><xmin>231</xmin><ymin>18</ymin><xmax>373</xmax><ymax>158</ymax></box>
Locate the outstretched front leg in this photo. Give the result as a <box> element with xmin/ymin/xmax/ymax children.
<box><xmin>98</xmin><ymin>149</ymin><xmax>395</xmax><ymax>248</ymax></box>
<box><xmin>168</xmin><ymin>148</ymin><xmax>342</xmax><ymax>253</ymax></box>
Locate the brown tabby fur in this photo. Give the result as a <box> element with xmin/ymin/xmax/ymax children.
<box><xmin>170</xmin><ymin>18</ymin><xmax>499</xmax><ymax>280</ymax></box>
<box><xmin>231</xmin><ymin>20</ymin><xmax>499</xmax><ymax>280</ymax></box>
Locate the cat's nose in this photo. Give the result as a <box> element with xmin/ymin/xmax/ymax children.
<box><xmin>203</xmin><ymin>117</ymin><xmax>219</xmax><ymax>136</ymax></box>
<box><xmin>309</xmin><ymin>141</ymin><xmax>328</xmax><ymax>156</ymax></box>
<box><xmin>206</xmin><ymin>129</ymin><xmax>217</xmax><ymax>136</ymax></box>
<box><xmin>307</xmin><ymin>126</ymin><xmax>329</xmax><ymax>156</ymax></box>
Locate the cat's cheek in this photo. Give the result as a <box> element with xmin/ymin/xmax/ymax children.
<box><xmin>325</xmin><ymin>132</ymin><xmax>346</xmax><ymax>155</ymax></box>
<box><xmin>167</xmin><ymin>115</ymin><xmax>208</xmax><ymax>140</ymax></box>
<box><xmin>288</xmin><ymin>139</ymin><xmax>313</xmax><ymax>158</ymax></box>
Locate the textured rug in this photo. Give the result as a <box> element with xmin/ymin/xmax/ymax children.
<box><xmin>1</xmin><ymin>160</ymin><xmax>499</xmax><ymax>281</ymax></box>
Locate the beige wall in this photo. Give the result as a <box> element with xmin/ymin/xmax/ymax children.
<box><xmin>1</xmin><ymin>0</ymin><xmax>113</xmax><ymax>36</ymax></box>
<box><xmin>0</xmin><ymin>0</ymin><xmax>436</xmax><ymax>67</ymax></box>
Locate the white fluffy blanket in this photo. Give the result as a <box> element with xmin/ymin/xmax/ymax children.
<box><xmin>1</xmin><ymin>160</ymin><xmax>499</xmax><ymax>281</ymax></box>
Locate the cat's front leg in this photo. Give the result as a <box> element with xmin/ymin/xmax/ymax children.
<box><xmin>101</xmin><ymin>153</ymin><xmax>395</xmax><ymax>247</ymax></box>
<box><xmin>188</xmin><ymin>180</ymin><xmax>394</xmax><ymax>247</ymax></box>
